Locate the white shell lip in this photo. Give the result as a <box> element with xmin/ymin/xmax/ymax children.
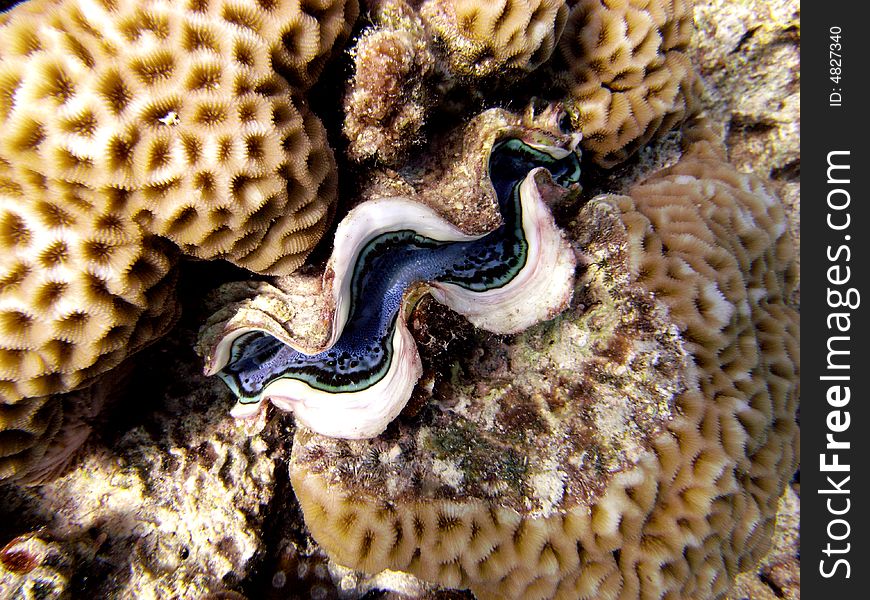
<box><xmin>246</xmin><ymin>315</ymin><xmax>422</xmax><ymax>439</ymax></box>
<box><xmin>429</xmin><ymin>168</ymin><xmax>576</xmax><ymax>333</ymax></box>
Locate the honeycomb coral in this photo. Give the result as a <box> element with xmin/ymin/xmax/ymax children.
<box><xmin>558</xmin><ymin>0</ymin><xmax>702</xmax><ymax>167</ymax></box>
<box><xmin>0</xmin><ymin>0</ymin><xmax>357</xmax><ymax>481</ymax></box>
<box><xmin>0</xmin><ymin>0</ymin><xmax>352</xmax><ymax>275</ymax></box>
<box><xmin>0</xmin><ymin>171</ymin><xmax>180</xmax><ymax>403</ymax></box>
<box><xmin>0</xmin><ymin>358</ymin><xmax>144</xmax><ymax>482</ymax></box>
<box><xmin>421</xmin><ymin>0</ymin><xmax>569</xmax><ymax>78</ymax></box>
<box><xmin>288</xmin><ymin>130</ymin><xmax>799</xmax><ymax>599</ymax></box>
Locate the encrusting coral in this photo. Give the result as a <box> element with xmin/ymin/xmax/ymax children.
<box><xmin>0</xmin><ymin>0</ymin><xmax>357</xmax><ymax>481</ymax></box>
<box><xmin>0</xmin><ymin>360</ymin><xmax>279</xmax><ymax>598</ymax></box>
<box><xmin>287</xmin><ymin>118</ymin><xmax>799</xmax><ymax>599</ymax></box>
<box><xmin>556</xmin><ymin>0</ymin><xmax>702</xmax><ymax>167</ymax></box>
<box><xmin>343</xmin><ymin>0</ymin><xmax>436</xmax><ymax>165</ymax></box>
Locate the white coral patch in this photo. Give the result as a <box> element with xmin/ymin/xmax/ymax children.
<box><xmin>698</xmin><ymin>280</ymin><xmax>734</xmax><ymax>329</ymax></box>
<box><xmin>432</xmin><ymin>457</ymin><xmax>465</xmax><ymax>489</ymax></box>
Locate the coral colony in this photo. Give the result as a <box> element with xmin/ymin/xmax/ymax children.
<box><xmin>0</xmin><ymin>2</ymin><xmax>798</xmax><ymax>600</ymax></box>
<box><xmin>0</xmin><ymin>0</ymin><xmax>355</xmax><ymax>479</ymax></box>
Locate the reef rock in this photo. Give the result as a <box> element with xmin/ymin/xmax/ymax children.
<box><xmin>693</xmin><ymin>0</ymin><xmax>800</xmax><ymax>304</ymax></box>
<box><xmin>0</xmin><ymin>324</ymin><xmax>278</xmax><ymax>598</ymax></box>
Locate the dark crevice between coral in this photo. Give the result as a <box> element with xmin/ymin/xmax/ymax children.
<box><xmin>0</xmin><ymin>488</ymin><xmax>42</xmax><ymax>545</ymax></box>
<box><xmin>758</xmin><ymin>571</ymin><xmax>787</xmax><ymax>598</ymax></box>
<box><xmin>0</xmin><ymin>0</ymin><xmax>23</xmax><ymax>14</ymax></box>
<box><xmin>408</xmin><ymin>296</ymin><xmax>479</xmax><ymax>412</ymax></box>
<box><xmin>779</xmin><ymin>24</ymin><xmax>800</xmax><ymax>42</ymax></box>
<box><xmin>237</xmin><ymin>418</ymin><xmax>309</xmax><ymax>599</ymax></box>
<box><xmin>770</xmin><ymin>159</ymin><xmax>800</xmax><ymax>182</ymax></box>
<box><xmin>305</xmin><ymin>14</ymin><xmax>367</xmax><ymax>264</ymax></box>
<box><xmin>97</xmin><ymin>259</ymin><xmax>252</xmax><ymax>448</ymax></box>
<box><xmin>728</xmin><ymin>114</ymin><xmax>776</xmax><ymax>135</ymax></box>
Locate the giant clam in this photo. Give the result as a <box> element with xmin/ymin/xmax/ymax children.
<box><xmin>200</xmin><ymin>108</ymin><xmax>583</xmax><ymax>439</ymax></box>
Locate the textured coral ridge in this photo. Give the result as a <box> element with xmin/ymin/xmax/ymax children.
<box><xmin>0</xmin><ymin>0</ymin><xmax>357</xmax><ymax>273</ymax></box>
<box><xmin>201</xmin><ymin>109</ymin><xmax>581</xmax><ymax>439</ymax></box>
<box><xmin>0</xmin><ymin>0</ymin><xmax>357</xmax><ymax>480</ymax></box>
<box><xmin>288</xmin><ymin>127</ymin><xmax>799</xmax><ymax>599</ymax></box>
<box><xmin>558</xmin><ymin>0</ymin><xmax>701</xmax><ymax>167</ymax></box>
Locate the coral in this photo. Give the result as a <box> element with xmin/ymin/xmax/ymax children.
<box><xmin>0</xmin><ymin>395</ymin><xmax>63</xmax><ymax>482</ymax></box>
<box><xmin>728</xmin><ymin>486</ymin><xmax>799</xmax><ymax>600</ymax></box>
<box><xmin>343</xmin><ymin>0</ymin><xmax>436</xmax><ymax>165</ymax></box>
<box><xmin>692</xmin><ymin>0</ymin><xmax>800</xmax><ymax>304</ymax></box>
<box><xmin>287</xmin><ymin>127</ymin><xmax>799</xmax><ymax>599</ymax></box>
<box><xmin>0</xmin><ymin>361</ymin><xmax>139</xmax><ymax>483</ymax></box>
<box><xmin>343</xmin><ymin>0</ymin><xmax>705</xmax><ymax>169</ymax></box>
<box><xmin>0</xmin><ymin>174</ymin><xmax>180</xmax><ymax>401</ymax></box>
<box><xmin>200</xmin><ymin>108</ymin><xmax>581</xmax><ymax>439</ymax></box>
<box><xmin>0</xmin><ymin>0</ymin><xmax>358</xmax><ymax>480</ymax></box>
<box><xmin>557</xmin><ymin>0</ymin><xmax>702</xmax><ymax>167</ymax></box>
<box><xmin>421</xmin><ymin>0</ymin><xmax>569</xmax><ymax>78</ymax></box>
<box><xmin>0</xmin><ymin>0</ymin><xmax>352</xmax><ymax>274</ymax></box>
<box><xmin>0</xmin><ymin>186</ymin><xmax>180</xmax><ymax>476</ymax></box>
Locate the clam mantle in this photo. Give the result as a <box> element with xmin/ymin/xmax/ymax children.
<box><xmin>201</xmin><ymin>127</ymin><xmax>582</xmax><ymax>439</ymax></box>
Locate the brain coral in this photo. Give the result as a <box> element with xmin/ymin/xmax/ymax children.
<box><xmin>557</xmin><ymin>0</ymin><xmax>702</xmax><ymax>167</ymax></box>
<box><xmin>288</xmin><ymin>124</ymin><xmax>799</xmax><ymax>599</ymax></box>
<box><xmin>421</xmin><ymin>0</ymin><xmax>570</xmax><ymax>78</ymax></box>
<box><xmin>0</xmin><ymin>0</ymin><xmax>358</xmax><ymax>480</ymax></box>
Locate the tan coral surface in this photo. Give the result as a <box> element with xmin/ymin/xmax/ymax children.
<box><xmin>0</xmin><ymin>0</ymin><xmax>351</xmax><ymax>274</ymax></box>
<box><xmin>289</xmin><ymin>129</ymin><xmax>799</xmax><ymax>599</ymax></box>
<box><xmin>558</xmin><ymin>0</ymin><xmax>701</xmax><ymax>167</ymax></box>
<box><xmin>421</xmin><ymin>0</ymin><xmax>569</xmax><ymax>78</ymax></box>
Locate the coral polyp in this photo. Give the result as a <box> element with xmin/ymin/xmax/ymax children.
<box><xmin>205</xmin><ymin>132</ymin><xmax>581</xmax><ymax>439</ymax></box>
